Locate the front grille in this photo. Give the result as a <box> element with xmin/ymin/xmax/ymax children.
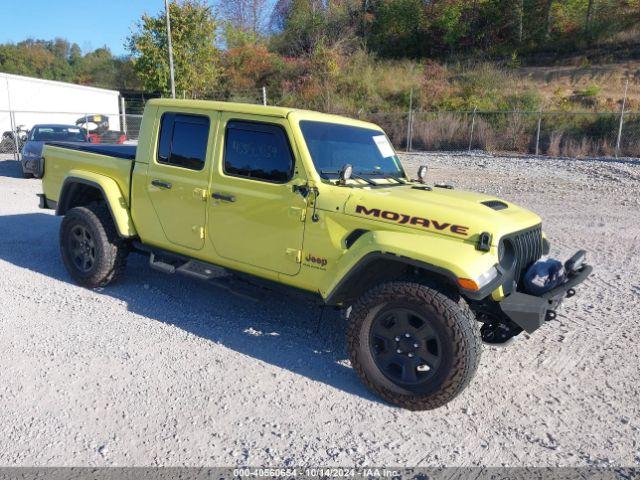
<box><xmin>503</xmin><ymin>224</ymin><xmax>544</xmax><ymax>284</ymax></box>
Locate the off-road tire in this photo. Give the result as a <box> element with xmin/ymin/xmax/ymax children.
<box><xmin>347</xmin><ymin>281</ymin><xmax>481</xmax><ymax>410</ymax></box>
<box><xmin>60</xmin><ymin>202</ymin><xmax>129</xmax><ymax>288</ymax></box>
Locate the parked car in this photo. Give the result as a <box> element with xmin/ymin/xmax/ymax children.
<box><xmin>20</xmin><ymin>124</ymin><xmax>88</xmax><ymax>178</ymax></box>
<box><xmin>75</xmin><ymin>115</ymin><xmax>126</xmax><ymax>144</ymax></box>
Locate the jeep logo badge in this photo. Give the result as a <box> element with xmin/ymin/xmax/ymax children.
<box><xmin>304</xmin><ymin>254</ymin><xmax>328</xmax><ymax>268</ymax></box>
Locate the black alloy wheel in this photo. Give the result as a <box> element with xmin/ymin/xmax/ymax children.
<box><xmin>68</xmin><ymin>225</ymin><xmax>97</xmax><ymax>272</ymax></box>
<box><xmin>369</xmin><ymin>307</ymin><xmax>442</xmax><ymax>387</ymax></box>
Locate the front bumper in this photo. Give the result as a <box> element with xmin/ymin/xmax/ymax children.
<box><xmin>499</xmin><ymin>255</ymin><xmax>592</xmax><ymax>333</ymax></box>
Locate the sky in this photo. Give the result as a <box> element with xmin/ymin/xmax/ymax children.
<box><xmin>2</xmin><ymin>0</ymin><xmax>224</xmax><ymax>56</ymax></box>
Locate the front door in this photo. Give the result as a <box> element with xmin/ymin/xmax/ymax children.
<box><xmin>147</xmin><ymin>110</ymin><xmax>215</xmax><ymax>250</ymax></box>
<box><xmin>208</xmin><ymin>114</ymin><xmax>307</xmax><ymax>275</ymax></box>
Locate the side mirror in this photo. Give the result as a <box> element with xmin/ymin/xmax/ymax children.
<box><xmin>416</xmin><ymin>165</ymin><xmax>427</xmax><ymax>183</ymax></box>
<box><xmin>339</xmin><ymin>164</ymin><xmax>353</xmax><ymax>185</ymax></box>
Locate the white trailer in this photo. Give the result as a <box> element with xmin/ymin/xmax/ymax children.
<box><xmin>0</xmin><ymin>73</ymin><xmax>121</xmax><ymax>136</ymax></box>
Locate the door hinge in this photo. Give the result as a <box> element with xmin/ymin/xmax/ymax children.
<box><xmin>285</xmin><ymin>248</ymin><xmax>302</xmax><ymax>263</ymax></box>
<box><xmin>192</xmin><ymin>225</ymin><xmax>205</xmax><ymax>239</ymax></box>
<box><xmin>193</xmin><ymin>188</ymin><xmax>208</xmax><ymax>201</ymax></box>
<box><xmin>289</xmin><ymin>206</ymin><xmax>306</xmax><ymax>222</ymax></box>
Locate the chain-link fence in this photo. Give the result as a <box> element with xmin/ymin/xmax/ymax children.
<box><xmin>0</xmin><ymin>110</ymin><xmax>143</xmax><ymax>157</ymax></box>
<box><xmin>0</xmin><ymin>87</ymin><xmax>268</xmax><ymax>158</ymax></box>
<box><xmin>361</xmin><ymin>110</ymin><xmax>640</xmax><ymax>159</ymax></box>
<box><xmin>2</xmin><ymin>88</ymin><xmax>639</xmax><ymax>160</ymax></box>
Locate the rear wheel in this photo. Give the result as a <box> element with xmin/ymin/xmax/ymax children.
<box><xmin>347</xmin><ymin>281</ymin><xmax>481</xmax><ymax>410</ymax></box>
<box><xmin>60</xmin><ymin>202</ymin><xmax>129</xmax><ymax>287</ymax></box>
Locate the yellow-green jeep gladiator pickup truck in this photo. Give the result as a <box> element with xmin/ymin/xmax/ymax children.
<box><xmin>39</xmin><ymin>99</ymin><xmax>591</xmax><ymax>410</ymax></box>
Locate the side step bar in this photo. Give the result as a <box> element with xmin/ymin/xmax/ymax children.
<box><xmin>135</xmin><ymin>241</ymin><xmax>323</xmax><ymax>305</ymax></box>
<box><xmin>176</xmin><ymin>259</ymin><xmax>224</xmax><ymax>281</ymax></box>
<box><xmin>149</xmin><ymin>252</ymin><xmax>176</xmax><ymax>274</ymax></box>
<box><xmin>144</xmin><ymin>244</ymin><xmax>225</xmax><ymax>281</ymax></box>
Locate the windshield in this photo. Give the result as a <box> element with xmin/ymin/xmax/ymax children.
<box><xmin>299</xmin><ymin>121</ymin><xmax>404</xmax><ymax>179</ymax></box>
<box><xmin>30</xmin><ymin>126</ymin><xmax>87</xmax><ymax>142</ymax></box>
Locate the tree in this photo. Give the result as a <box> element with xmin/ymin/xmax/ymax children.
<box><xmin>543</xmin><ymin>0</ymin><xmax>554</xmax><ymax>40</ymax></box>
<box><xmin>127</xmin><ymin>0</ymin><xmax>222</xmax><ymax>97</ymax></box>
<box><xmin>516</xmin><ymin>0</ymin><xmax>524</xmax><ymax>44</ymax></box>
<box><xmin>223</xmin><ymin>43</ymin><xmax>282</xmax><ymax>92</ymax></box>
<box><xmin>0</xmin><ymin>38</ymin><xmax>140</xmax><ymax>91</ymax></box>
<box><xmin>367</xmin><ymin>0</ymin><xmax>426</xmax><ymax>58</ymax></box>
<box><xmin>219</xmin><ymin>0</ymin><xmax>269</xmax><ymax>35</ymax></box>
<box><xmin>270</xmin><ymin>0</ymin><xmax>362</xmax><ymax>55</ymax></box>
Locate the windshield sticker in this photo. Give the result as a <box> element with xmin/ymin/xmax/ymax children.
<box><xmin>372</xmin><ymin>135</ymin><xmax>395</xmax><ymax>158</ymax></box>
<box><xmin>68</xmin><ymin>128</ymin><xmax>81</xmax><ymax>133</ymax></box>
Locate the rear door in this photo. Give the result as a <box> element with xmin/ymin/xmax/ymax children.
<box><xmin>208</xmin><ymin>113</ymin><xmax>307</xmax><ymax>275</ymax></box>
<box><xmin>146</xmin><ymin>110</ymin><xmax>215</xmax><ymax>250</ymax></box>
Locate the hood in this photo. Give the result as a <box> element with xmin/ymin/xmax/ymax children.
<box><xmin>343</xmin><ymin>184</ymin><xmax>541</xmax><ymax>245</ymax></box>
<box><xmin>21</xmin><ymin>141</ymin><xmax>44</xmax><ymax>157</ymax></box>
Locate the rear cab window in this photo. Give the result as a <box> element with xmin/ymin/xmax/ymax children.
<box><xmin>223</xmin><ymin>120</ymin><xmax>294</xmax><ymax>183</ymax></box>
<box><xmin>157</xmin><ymin>113</ymin><xmax>210</xmax><ymax>170</ymax></box>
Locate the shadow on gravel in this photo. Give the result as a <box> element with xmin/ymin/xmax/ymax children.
<box><xmin>0</xmin><ymin>160</ymin><xmax>22</xmax><ymax>179</ymax></box>
<box><xmin>0</xmin><ymin>212</ymin><xmax>382</xmax><ymax>404</ymax></box>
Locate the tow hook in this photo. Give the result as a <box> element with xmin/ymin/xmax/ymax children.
<box><xmin>480</xmin><ymin>321</ymin><xmax>523</xmax><ymax>345</ymax></box>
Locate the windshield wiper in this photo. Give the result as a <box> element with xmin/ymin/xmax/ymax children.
<box><xmin>319</xmin><ymin>170</ymin><xmax>378</xmax><ymax>186</ymax></box>
<box><xmin>359</xmin><ymin>171</ymin><xmax>408</xmax><ymax>185</ymax></box>
<box><xmin>350</xmin><ymin>173</ymin><xmax>379</xmax><ymax>186</ymax></box>
<box><xmin>319</xmin><ymin>169</ymin><xmax>339</xmax><ymax>178</ymax></box>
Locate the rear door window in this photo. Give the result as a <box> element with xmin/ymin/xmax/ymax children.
<box><xmin>223</xmin><ymin>120</ymin><xmax>294</xmax><ymax>183</ymax></box>
<box><xmin>157</xmin><ymin>113</ymin><xmax>210</xmax><ymax>170</ymax></box>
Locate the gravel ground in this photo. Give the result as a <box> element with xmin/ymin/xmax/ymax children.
<box><xmin>0</xmin><ymin>152</ymin><xmax>639</xmax><ymax>467</ymax></box>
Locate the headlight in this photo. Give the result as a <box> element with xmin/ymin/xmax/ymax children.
<box><xmin>542</xmin><ymin>237</ymin><xmax>550</xmax><ymax>255</ymax></box>
<box><xmin>498</xmin><ymin>239</ymin><xmax>516</xmax><ymax>270</ymax></box>
<box><xmin>476</xmin><ymin>265</ymin><xmax>500</xmax><ymax>287</ymax></box>
<box><xmin>457</xmin><ymin>265</ymin><xmax>500</xmax><ymax>292</ymax></box>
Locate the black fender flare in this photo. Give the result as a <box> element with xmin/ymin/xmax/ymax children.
<box><xmin>324</xmin><ymin>252</ymin><xmax>498</xmax><ymax>305</ymax></box>
<box><xmin>56</xmin><ymin>176</ymin><xmax>135</xmax><ymax>238</ymax></box>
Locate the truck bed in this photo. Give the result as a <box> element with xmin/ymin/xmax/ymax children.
<box><xmin>46</xmin><ymin>142</ymin><xmax>137</xmax><ymax>160</ymax></box>
<box><xmin>42</xmin><ymin>142</ymin><xmax>136</xmax><ymax>212</ymax></box>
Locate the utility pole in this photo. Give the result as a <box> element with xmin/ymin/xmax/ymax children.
<box><xmin>5</xmin><ymin>77</ymin><xmax>20</xmax><ymax>161</ymax></box>
<box><xmin>406</xmin><ymin>88</ymin><xmax>413</xmax><ymax>152</ymax></box>
<box><xmin>164</xmin><ymin>0</ymin><xmax>176</xmax><ymax>99</ymax></box>
<box><xmin>468</xmin><ymin>106</ymin><xmax>477</xmax><ymax>152</ymax></box>
<box><xmin>535</xmin><ymin>111</ymin><xmax>542</xmax><ymax>156</ymax></box>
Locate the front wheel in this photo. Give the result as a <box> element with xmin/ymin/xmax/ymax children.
<box><xmin>347</xmin><ymin>281</ymin><xmax>481</xmax><ymax>410</ymax></box>
<box><xmin>60</xmin><ymin>202</ymin><xmax>129</xmax><ymax>288</ymax></box>
<box><xmin>20</xmin><ymin>164</ymin><xmax>33</xmax><ymax>178</ymax></box>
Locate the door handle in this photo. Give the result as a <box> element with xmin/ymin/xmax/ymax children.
<box><xmin>211</xmin><ymin>192</ymin><xmax>236</xmax><ymax>203</ymax></box>
<box><xmin>151</xmin><ymin>179</ymin><xmax>172</xmax><ymax>189</ymax></box>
